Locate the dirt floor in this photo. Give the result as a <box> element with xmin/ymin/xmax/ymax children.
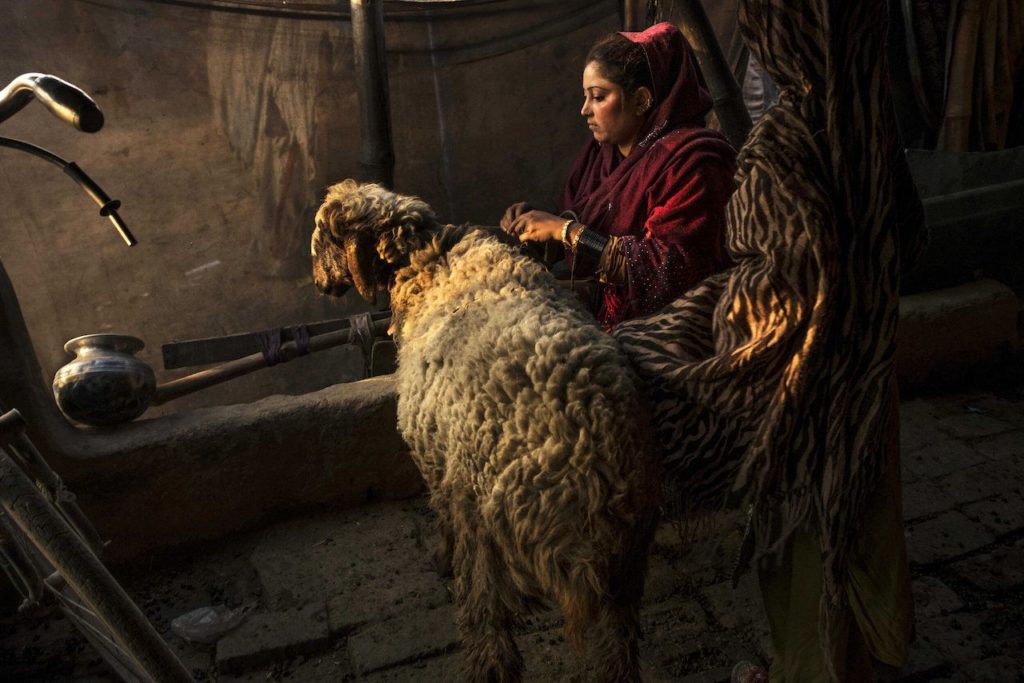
<box><xmin>1</xmin><ymin>386</ymin><xmax>1024</xmax><ymax>682</ymax></box>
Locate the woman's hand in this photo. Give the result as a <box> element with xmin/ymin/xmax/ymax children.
<box><xmin>500</xmin><ymin>201</ymin><xmax>533</xmax><ymax>234</ymax></box>
<box><xmin>510</xmin><ymin>210</ymin><xmax>565</xmax><ymax>243</ymax></box>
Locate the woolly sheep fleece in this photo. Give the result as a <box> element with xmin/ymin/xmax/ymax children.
<box><xmin>312</xmin><ymin>180</ymin><xmax>660</xmax><ymax>683</ymax></box>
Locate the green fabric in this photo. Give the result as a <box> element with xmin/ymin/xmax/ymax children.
<box><xmin>758</xmin><ymin>411</ymin><xmax>914</xmax><ymax>682</ymax></box>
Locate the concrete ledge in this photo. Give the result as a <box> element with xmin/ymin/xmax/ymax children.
<box><xmin>57</xmin><ymin>377</ymin><xmax>421</xmax><ymax>563</ymax></box>
<box><xmin>897</xmin><ymin>278</ymin><xmax>1020</xmax><ymax>389</ymax></box>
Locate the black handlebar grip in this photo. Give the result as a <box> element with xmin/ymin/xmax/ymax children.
<box><xmin>31</xmin><ymin>75</ymin><xmax>104</xmax><ymax>133</ymax></box>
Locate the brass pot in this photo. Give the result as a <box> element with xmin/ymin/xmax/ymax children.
<box><xmin>52</xmin><ymin>334</ymin><xmax>155</xmax><ymax>426</ymax></box>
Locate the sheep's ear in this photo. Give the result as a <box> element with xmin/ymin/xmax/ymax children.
<box><xmin>377</xmin><ymin>223</ymin><xmax>416</xmax><ymax>264</ymax></box>
<box><xmin>376</xmin><ymin>200</ymin><xmax>437</xmax><ymax>264</ymax></box>
<box><xmin>345</xmin><ymin>233</ymin><xmax>379</xmax><ymax>304</ymax></box>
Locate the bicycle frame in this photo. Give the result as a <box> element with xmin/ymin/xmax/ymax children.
<box><xmin>0</xmin><ymin>73</ymin><xmax>189</xmax><ymax>682</ymax></box>
<box><xmin>0</xmin><ymin>409</ymin><xmax>192</xmax><ymax>682</ymax></box>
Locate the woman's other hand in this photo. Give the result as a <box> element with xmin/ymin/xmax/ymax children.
<box><xmin>510</xmin><ymin>210</ymin><xmax>565</xmax><ymax>243</ymax></box>
<box><xmin>500</xmin><ymin>201</ymin><xmax>534</xmax><ymax>234</ymax></box>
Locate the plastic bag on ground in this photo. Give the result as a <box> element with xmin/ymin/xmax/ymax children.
<box><xmin>171</xmin><ymin>604</ymin><xmax>246</xmax><ymax>644</ymax></box>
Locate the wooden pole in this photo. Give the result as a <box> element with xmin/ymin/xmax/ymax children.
<box><xmin>671</xmin><ymin>0</ymin><xmax>752</xmax><ymax>149</ymax></box>
<box><xmin>349</xmin><ymin>0</ymin><xmax>395</xmax><ymax>187</ymax></box>
<box><xmin>153</xmin><ymin>316</ymin><xmax>392</xmax><ymax>406</ymax></box>
<box><xmin>622</xmin><ymin>0</ymin><xmax>648</xmax><ymax>31</ymax></box>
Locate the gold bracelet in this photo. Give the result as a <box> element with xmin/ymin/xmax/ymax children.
<box><xmin>570</xmin><ymin>224</ymin><xmax>585</xmax><ymax>251</ymax></box>
<box><xmin>560</xmin><ymin>218</ymin><xmax>574</xmax><ymax>247</ymax></box>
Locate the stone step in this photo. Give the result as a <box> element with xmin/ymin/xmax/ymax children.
<box><xmin>897</xmin><ymin>278</ymin><xmax>1019</xmax><ymax>389</ymax></box>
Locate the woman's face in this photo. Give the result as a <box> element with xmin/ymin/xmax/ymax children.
<box><xmin>580</xmin><ymin>61</ymin><xmax>647</xmax><ymax>152</ymax></box>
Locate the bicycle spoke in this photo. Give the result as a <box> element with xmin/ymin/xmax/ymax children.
<box><xmin>0</xmin><ymin>547</ymin><xmax>36</xmax><ymax>604</ymax></box>
<box><xmin>44</xmin><ymin>580</ymin><xmax>145</xmax><ymax>668</ymax></box>
<box><xmin>0</xmin><ymin>515</ymin><xmax>44</xmax><ymax>605</ymax></box>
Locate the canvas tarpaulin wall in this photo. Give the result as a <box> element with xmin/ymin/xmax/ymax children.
<box><xmin>939</xmin><ymin>0</ymin><xmax>1024</xmax><ymax>151</ymax></box>
<box><xmin>203</xmin><ymin>0</ymin><xmax>619</xmax><ymax>273</ymax></box>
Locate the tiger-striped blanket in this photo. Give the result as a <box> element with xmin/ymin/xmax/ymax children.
<box><xmin>614</xmin><ymin>0</ymin><xmax>927</xmax><ymax>664</ymax></box>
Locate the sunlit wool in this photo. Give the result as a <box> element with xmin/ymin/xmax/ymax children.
<box><xmin>312</xmin><ymin>180</ymin><xmax>659</xmax><ymax>683</ymax></box>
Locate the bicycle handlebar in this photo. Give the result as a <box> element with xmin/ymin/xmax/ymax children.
<box><xmin>0</xmin><ymin>73</ymin><xmax>103</xmax><ymax>133</ymax></box>
<box><xmin>0</xmin><ymin>74</ymin><xmax>135</xmax><ymax>246</ymax></box>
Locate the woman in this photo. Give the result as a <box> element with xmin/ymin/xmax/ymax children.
<box><xmin>615</xmin><ymin>1</ymin><xmax>924</xmax><ymax>680</ymax></box>
<box><xmin>501</xmin><ymin>22</ymin><xmax>736</xmax><ymax>330</ymax></box>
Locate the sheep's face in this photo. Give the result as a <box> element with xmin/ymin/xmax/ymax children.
<box><xmin>310</xmin><ymin>226</ymin><xmax>351</xmax><ymax>297</ymax></box>
<box><xmin>312</xmin><ymin>179</ymin><xmax>438</xmax><ymax>303</ymax></box>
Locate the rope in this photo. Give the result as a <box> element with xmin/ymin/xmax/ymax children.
<box><xmin>288</xmin><ymin>324</ymin><xmax>311</xmax><ymax>356</ymax></box>
<box><xmin>255</xmin><ymin>328</ymin><xmax>283</xmax><ymax>366</ymax></box>
<box><xmin>256</xmin><ymin>325</ymin><xmax>313</xmax><ymax>366</ymax></box>
<box><xmin>347</xmin><ymin>312</ymin><xmax>376</xmax><ymax>377</ymax></box>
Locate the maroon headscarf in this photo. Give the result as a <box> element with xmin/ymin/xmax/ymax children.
<box><xmin>560</xmin><ymin>22</ymin><xmax>736</xmax><ymax>328</ymax></box>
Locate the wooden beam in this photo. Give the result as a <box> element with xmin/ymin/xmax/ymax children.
<box><xmin>622</xmin><ymin>0</ymin><xmax>648</xmax><ymax>31</ymax></box>
<box><xmin>670</xmin><ymin>0</ymin><xmax>752</xmax><ymax>150</ymax></box>
<box><xmin>161</xmin><ymin>311</ymin><xmax>392</xmax><ymax>370</ymax></box>
<box><xmin>349</xmin><ymin>0</ymin><xmax>395</xmax><ymax>187</ymax></box>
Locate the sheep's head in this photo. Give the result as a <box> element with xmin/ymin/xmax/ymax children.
<box><xmin>311</xmin><ymin>179</ymin><xmax>438</xmax><ymax>304</ymax></box>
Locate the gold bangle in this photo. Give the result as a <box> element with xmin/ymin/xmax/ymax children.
<box><xmin>560</xmin><ymin>218</ymin><xmax>574</xmax><ymax>247</ymax></box>
<box><xmin>570</xmin><ymin>224</ymin><xmax>585</xmax><ymax>251</ymax></box>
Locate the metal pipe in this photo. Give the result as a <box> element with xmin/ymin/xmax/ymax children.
<box><xmin>349</xmin><ymin>0</ymin><xmax>395</xmax><ymax>187</ymax></box>
<box><xmin>622</xmin><ymin>0</ymin><xmax>647</xmax><ymax>30</ymax></box>
<box><xmin>671</xmin><ymin>0</ymin><xmax>752</xmax><ymax>149</ymax></box>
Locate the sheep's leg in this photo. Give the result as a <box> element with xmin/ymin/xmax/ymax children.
<box><xmin>425</xmin><ymin>481</ymin><xmax>454</xmax><ymax>577</ymax></box>
<box><xmin>591</xmin><ymin>595</ymin><xmax>643</xmax><ymax>683</ymax></box>
<box><xmin>592</xmin><ymin>516</ymin><xmax>657</xmax><ymax>683</ymax></box>
<box><xmin>431</xmin><ymin>504</ymin><xmax>455</xmax><ymax>578</ymax></box>
<box><xmin>454</xmin><ymin>526</ymin><xmax>523</xmax><ymax>683</ymax></box>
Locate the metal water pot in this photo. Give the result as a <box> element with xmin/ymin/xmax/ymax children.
<box><xmin>52</xmin><ymin>334</ymin><xmax>156</xmax><ymax>426</ymax></box>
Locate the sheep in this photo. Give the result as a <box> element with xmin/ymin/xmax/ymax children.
<box><xmin>311</xmin><ymin>179</ymin><xmax>660</xmax><ymax>683</ymax></box>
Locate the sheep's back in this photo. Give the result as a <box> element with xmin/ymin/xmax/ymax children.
<box><xmin>394</xmin><ymin>234</ymin><xmax>653</xmax><ymax>541</ymax></box>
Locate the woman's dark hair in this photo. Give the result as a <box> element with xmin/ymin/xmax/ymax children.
<box><xmin>585</xmin><ymin>33</ymin><xmax>654</xmax><ymax>97</ymax></box>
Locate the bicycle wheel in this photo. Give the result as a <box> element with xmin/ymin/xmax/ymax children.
<box><xmin>0</xmin><ymin>450</ymin><xmax>191</xmax><ymax>682</ymax></box>
<box><xmin>0</xmin><ymin>510</ymin><xmax>44</xmax><ymax>609</ymax></box>
<box><xmin>50</xmin><ymin>579</ymin><xmax>149</xmax><ymax>682</ymax></box>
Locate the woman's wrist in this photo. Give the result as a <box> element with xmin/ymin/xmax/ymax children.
<box><xmin>560</xmin><ymin>218</ymin><xmax>574</xmax><ymax>247</ymax></box>
<box><xmin>571</xmin><ymin>223</ymin><xmax>583</xmax><ymax>250</ymax></box>
<box><xmin>571</xmin><ymin>225</ymin><xmax>609</xmax><ymax>256</ymax></box>
<box><xmin>563</xmin><ymin>222</ymin><xmax>609</xmax><ymax>279</ymax></box>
